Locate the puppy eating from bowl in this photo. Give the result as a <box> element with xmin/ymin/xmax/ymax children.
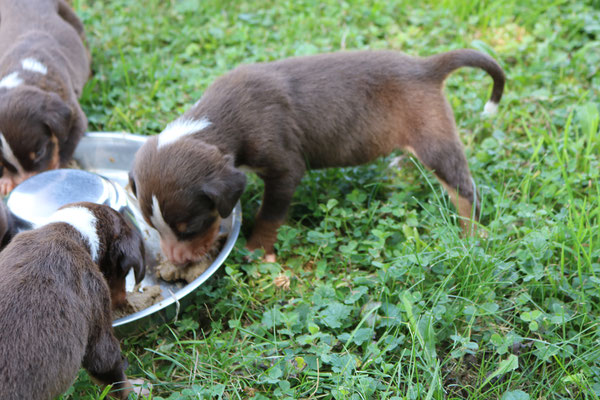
<box><xmin>0</xmin><ymin>202</ymin><xmax>145</xmax><ymax>399</ymax></box>
<box><xmin>0</xmin><ymin>0</ymin><xmax>91</xmax><ymax>195</ymax></box>
<box><xmin>130</xmin><ymin>48</ymin><xmax>505</xmax><ymax>264</ymax></box>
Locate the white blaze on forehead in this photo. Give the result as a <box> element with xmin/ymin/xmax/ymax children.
<box><xmin>157</xmin><ymin>117</ymin><xmax>211</xmax><ymax>149</ymax></box>
<box><xmin>150</xmin><ymin>195</ymin><xmax>176</xmax><ymax>239</ymax></box>
<box><xmin>41</xmin><ymin>207</ymin><xmax>100</xmax><ymax>262</ymax></box>
<box><xmin>0</xmin><ymin>133</ymin><xmax>26</xmax><ymax>175</ymax></box>
<box><xmin>0</xmin><ymin>72</ymin><xmax>23</xmax><ymax>89</ymax></box>
<box><xmin>21</xmin><ymin>58</ymin><xmax>48</xmax><ymax>75</ymax></box>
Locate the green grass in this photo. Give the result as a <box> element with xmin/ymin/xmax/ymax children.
<box><xmin>63</xmin><ymin>0</ymin><xmax>600</xmax><ymax>398</ymax></box>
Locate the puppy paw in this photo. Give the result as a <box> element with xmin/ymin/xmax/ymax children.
<box><xmin>0</xmin><ymin>177</ymin><xmax>15</xmax><ymax>196</ymax></box>
<box><xmin>263</xmin><ymin>253</ymin><xmax>277</xmax><ymax>263</ymax></box>
<box><xmin>242</xmin><ymin>248</ymin><xmax>278</xmax><ymax>264</ymax></box>
<box><xmin>130</xmin><ymin>378</ymin><xmax>152</xmax><ymax>398</ymax></box>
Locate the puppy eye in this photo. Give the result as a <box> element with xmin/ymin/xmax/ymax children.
<box><xmin>174</xmin><ymin>220</ymin><xmax>204</xmax><ymax>241</ymax></box>
<box><xmin>31</xmin><ymin>145</ymin><xmax>47</xmax><ymax>162</ymax></box>
<box><xmin>176</xmin><ymin>221</ymin><xmax>187</xmax><ymax>233</ymax></box>
<box><xmin>128</xmin><ymin>176</ymin><xmax>137</xmax><ymax>196</ymax></box>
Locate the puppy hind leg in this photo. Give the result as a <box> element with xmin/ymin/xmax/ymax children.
<box><xmin>409</xmin><ymin>138</ymin><xmax>480</xmax><ymax>236</ymax></box>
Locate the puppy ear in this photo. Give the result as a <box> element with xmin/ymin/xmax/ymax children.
<box><xmin>115</xmin><ymin>228</ymin><xmax>146</xmax><ymax>285</ymax></box>
<box><xmin>43</xmin><ymin>93</ymin><xmax>72</xmax><ymax>142</ymax></box>
<box><xmin>203</xmin><ymin>156</ymin><xmax>246</xmax><ymax>218</ymax></box>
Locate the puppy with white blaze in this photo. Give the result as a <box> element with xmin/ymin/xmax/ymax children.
<box><xmin>0</xmin><ymin>0</ymin><xmax>91</xmax><ymax>195</ymax></box>
<box><xmin>130</xmin><ymin>48</ymin><xmax>505</xmax><ymax>264</ymax></box>
<box><xmin>0</xmin><ymin>202</ymin><xmax>145</xmax><ymax>400</ymax></box>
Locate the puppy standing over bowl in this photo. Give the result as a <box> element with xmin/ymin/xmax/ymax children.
<box><xmin>0</xmin><ymin>0</ymin><xmax>91</xmax><ymax>195</ymax></box>
<box><xmin>0</xmin><ymin>202</ymin><xmax>145</xmax><ymax>399</ymax></box>
<box><xmin>130</xmin><ymin>49</ymin><xmax>505</xmax><ymax>264</ymax></box>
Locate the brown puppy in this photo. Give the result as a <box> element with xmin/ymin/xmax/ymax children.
<box><xmin>130</xmin><ymin>49</ymin><xmax>505</xmax><ymax>263</ymax></box>
<box><xmin>0</xmin><ymin>0</ymin><xmax>91</xmax><ymax>195</ymax></box>
<box><xmin>0</xmin><ymin>202</ymin><xmax>145</xmax><ymax>399</ymax></box>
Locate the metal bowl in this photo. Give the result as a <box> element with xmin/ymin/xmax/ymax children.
<box><xmin>7</xmin><ymin>169</ymin><xmax>134</xmax><ymax>231</ymax></box>
<box><xmin>8</xmin><ymin>132</ymin><xmax>241</xmax><ymax>336</ymax></box>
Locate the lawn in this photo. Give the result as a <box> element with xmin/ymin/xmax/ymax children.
<box><xmin>65</xmin><ymin>0</ymin><xmax>599</xmax><ymax>399</ymax></box>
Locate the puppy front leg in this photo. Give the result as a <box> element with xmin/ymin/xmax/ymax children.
<box><xmin>247</xmin><ymin>172</ymin><xmax>303</xmax><ymax>259</ymax></box>
<box><xmin>83</xmin><ymin>329</ymin><xmax>133</xmax><ymax>400</ymax></box>
<box><xmin>90</xmin><ymin>368</ymin><xmax>133</xmax><ymax>400</ymax></box>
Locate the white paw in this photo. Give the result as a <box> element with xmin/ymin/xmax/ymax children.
<box><xmin>263</xmin><ymin>253</ymin><xmax>277</xmax><ymax>263</ymax></box>
<box><xmin>129</xmin><ymin>378</ymin><xmax>152</xmax><ymax>397</ymax></box>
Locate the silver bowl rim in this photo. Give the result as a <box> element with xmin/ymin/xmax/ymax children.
<box><xmin>80</xmin><ymin>132</ymin><xmax>242</xmax><ymax>328</ymax></box>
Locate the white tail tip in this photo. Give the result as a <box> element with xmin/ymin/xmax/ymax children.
<box><xmin>482</xmin><ymin>101</ymin><xmax>499</xmax><ymax>116</ymax></box>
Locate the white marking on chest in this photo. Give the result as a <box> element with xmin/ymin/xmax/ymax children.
<box><xmin>0</xmin><ymin>72</ymin><xmax>23</xmax><ymax>89</ymax></box>
<box><xmin>0</xmin><ymin>133</ymin><xmax>26</xmax><ymax>175</ymax></box>
<box><xmin>21</xmin><ymin>58</ymin><xmax>48</xmax><ymax>75</ymax></box>
<box><xmin>150</xmin><ymin>195</ymin><xmax>176</xmax><ymax>239</ymax></box>
<box><xmin>157</xmin><ymin>117</ymin><xmax>211</xmax><ymax>149</ymax></box>
<box><xmin>42</xmin><ymin>207</ymin><xmax>100</xmax><ymax>262</ymax></box>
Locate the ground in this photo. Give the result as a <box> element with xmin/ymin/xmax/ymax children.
<box><xmin>63</xmin><ymin>0</ymin><xmax>599</xmax><ymax>399</ymax></box>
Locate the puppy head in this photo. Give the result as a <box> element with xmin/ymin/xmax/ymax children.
<box><xmin>131</xmin><ymin>136</ymin><xmax>246</xmax><ymax>265</ymax></box>
<box><xmin>0</xmin><ymin>85</ymin><xmax>72</xmax><ymax>192</ymax></box>
<box><xmin>53</xmin><ymin>202</ymin><xmax>146</xmax><ymax>308</ymax></box>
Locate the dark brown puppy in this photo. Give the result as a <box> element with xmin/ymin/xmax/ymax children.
<box><xmin>0</xmin><ymin>202</ymin><xmax>145</xmax><ymax>399</ymax></box>
<box><xmin>0</xmin><ymin>0</ymin><xmax>91</xmax><ymax>195</ymax></box>
<box><xmin>131</xmin><ymin>49</ymin><xmax>505</xmax><ymax>263</ymax></box>
<box><xmin>0</xmin><ymin>200</ymin><xmax>16</xmax><ymax>249</ymax></box>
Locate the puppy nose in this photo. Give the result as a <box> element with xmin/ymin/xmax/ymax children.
<box><xmin>161</xmin><ymin>239</ymin><xmax>197</xmax><ymax>266</ymax></box>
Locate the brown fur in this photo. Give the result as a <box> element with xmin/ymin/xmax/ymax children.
<box><xmin>0</xmin><ymin>0</ymin><xmax>91</xmax><ymax>194</ymax></box>
<box><xmin>0</xmin><ymin>200</ymin><xmax>15</xmax><ymax>249</ymax></box>
<box><xmin>131</xmin><ymin>49</ymin><xmax>505</xmax><ymax>261</ymax></box>
<box><xmin>0</xmin><ymin>202</ymin><xmax>145</xmax><ymax>399</ymax></box>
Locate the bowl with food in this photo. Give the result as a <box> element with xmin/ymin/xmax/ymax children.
<box><xmin>6</xmin><ymin>132</ymin><xmax>241</xmax><ymax>336</ymax></box>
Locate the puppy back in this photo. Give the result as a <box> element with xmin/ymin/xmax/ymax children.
<box><xmin>0</xmin><ymin>225</ymin><xmax>109</xmax><ymax>399</ymax></box>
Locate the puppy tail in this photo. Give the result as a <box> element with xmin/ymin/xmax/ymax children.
<box><xmin>425</xmin><ymin>49</ymin><xmax>505</xmax><ymax>115</ymax></box>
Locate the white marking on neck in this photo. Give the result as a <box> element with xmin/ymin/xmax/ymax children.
<box><xmin>0</xmin><ymin>72</ymin><xmax>23</xmax><ymax>89</ymax></box>
<box><xmin>42</xmin><ymin>207</ymin><xmax>100</xmax><ymax>262</ymax></box>
<box><xmin>150</xmin><ymin>195</ymin><xmax>176</xmax><ymax>239</ymax></box>
<box><xmin>482</xmin><ymin>101</ymin><xmax>498</xmax><ymax>116</ymax></box>
<box><xmin>157</xmin><ymin>117</ymin><xmax>211</xmax><ymax>149</ymax></box>
<box><xmin>21</xmin><ymin>58</ymin><xmax>48</xmax><ymax>75</ymax></box>
<box><xmin>0</xmin><ymin>133</ymin><xmax>26</xmax><ymax>175</ymax></box>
